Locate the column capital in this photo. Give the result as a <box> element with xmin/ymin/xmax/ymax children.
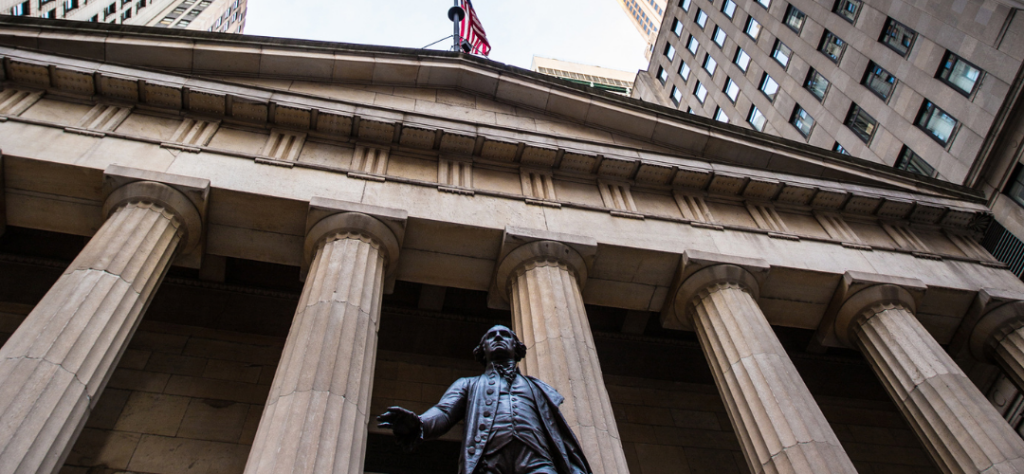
<box><xmin>817</xmin><ymin>271</ymin><xmax>926</xmax><ymax>348</ymax></box>
<box><xmin>303</xmin><ymin>197</ymin><xmax>407</xmax><ymax>282</ymax></box>
<box><xmin>102</xmin><ymin>165</ymin><xmax>210</xmax><ymax>261</ymax></box>
<box><xmin>661</xmin><ymin>250</ymin><xmax>769</xmax><ymax>331</ymax></box>
<box><xmin>952</xmin><ymin>288</ymin><xmax>1024</xmax><ymax>362</ymax></box>
<box><xmin>489</xmin><ymin>226</ymin><xmax>597</xmax><ymax>307</ymax></box>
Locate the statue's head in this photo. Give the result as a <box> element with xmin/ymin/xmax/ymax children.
<box><xmin>473</xmin><ymin>325</ymin><xmax>528</xmax><ymax>365</ymax></box>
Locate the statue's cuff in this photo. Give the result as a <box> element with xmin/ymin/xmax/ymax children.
<box><xmin>396</xmin><ymin>416</ymin><xmax>424</xmax><ymax>452</ymax></box>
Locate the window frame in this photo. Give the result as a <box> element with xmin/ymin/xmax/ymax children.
<box><xmin>845</xmin><ymin>104</ymin><xmax>878</xmax><ymax>144</ymax></box>
<box><xmin>671</xmin><ymin>86</ymin><xmax>684</xmax><ymax>105</ymax></box>
<box><xmin>680</xmin><ymin>0</ymin><xmax>691</xmax><ymax>13</ymax></box>
<box><xmin>748</xmin><ymin>105</ymin><xmax>767</xmax><ymax>132</ymax></box>
<box><xmin>755</xmin><ymin>0</ymin><xmax>771</xmax><ymax>10</ymax></box>
<box><xmin>745</xmin><ymin>16</ymin><xmax>762</xmax><ymax>41</ymax></box>
<box><xmin>915</xmin><ymin>100</ymin><xmax>959</xmax><ymax>147</ymax></box>
<box><xmin>687</xmin><ymin>35</ymin><xmax>699</xmax><ymax>55</ymax></box>
<box><xmin>819</xmin><ymin>30</ymin><xmax>847</xmax><ymax>63</ymax></box>
<box><xmin>703</xmin><ymin>53</ymin><xmax>718</xmax><ymax>77</ymax></box>
<box><xmin>671</xmin><ymin>18</ymin><xmax>684</xmax><ymax>37</ymax></box>
<box><xmin>721</xmin><ymin>0</ymin><xmax>737</xmax><ymax>19</ymax></box>
<box><xmin>833</xmin><ymin>142</ymin><xmax>850</xmax><ymax>155</ymax></box>
<box><xmin>862</xmin><ymin>61</ymin><xmax>897</xmax><ymax>102</ymax></box>
<box><xmin>804</xmin><ymin>69</ymin><xmax>830</xmax><ymax>102</ymax></box>
<box><xmin>657</xmin><ymin>66</ymin><xmax>669</xmax><ymax>84</ymax></box>
<box><xmin>665</xmin><ymin>43</ymin><xmax>677</xmax><ymax>61</ymax></box>
<box><xmin>760</xmin><ymin>73</ymin><xmax>780</xmax><ymax>102</ymax></box>
<box><xmin>678</xmin><ymin>61</ymin><xmax>691</xmax><ymax>81</ymax></box>
<box><xmin>833</xmin><ymin>0</ymin><xmax>861</xmax><ymax>24</ymax></box>
<box><xmin>734</xmin><ymin>48</ymin><xmax>751</xmax><ymax>72</ymax></box>
<box><xmin>724</xmin><ymin>77</ymin><xmax>740</xmax><ymax>103</ymax></box>
<box><xmin>713</xmin><ymin>25</ymin><xmax>727</xmax><ymax>47</ymax></box>
<box><xmin>880</xmin><ymin>17</ymin><xmax>917</xmax><ymax>57</ymax></box>
<box><xmin>696</xmin><ymin>8</ymin><xmax>709</xmax><ymax>29</ymax></box>
<box><xmin>790</xmin><ymin>105</ymin><xmax>815</xmax><ymax>138</ymax></box>
<box><xmin>772</xmin><ymin>40</ymin><xmax>793</xmax><ymax>69</ymax></box>
<box><xmin>894</xmin><ymin>146</ymin><xmax>936</xmax><ymax>177</ymax></box>
<box><xmin>714</xmin><ymin>107</ymin><xmax>730</xmax><ymax>123</ymax></box>
<box><xmin>937</xmin><ymin>51</ymin><xmax>983</xmax><ymax>98</ymax></box>
<box><xmin>694</xmin><ymin>81</ymin><xmax>709</xmax><ymax>103</ymax></box>
<box><xmin>784</xmin><ymin>5</ymin><xmax>806</xmax><ymax>34</ymax></box>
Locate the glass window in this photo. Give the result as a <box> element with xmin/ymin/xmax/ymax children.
<box><xmin>671</xmin><ymin>86</ymin><xmax>684</xmax><ymax>104</ymax></box>
<box><xmin>715</xmin><ymin>107</ymin><xmax>730</xmax><ymax>123</ymax></box>
<box><xmin>938</xmin><ymin>51</ymin><xmax>982</xmax><ymax>96</ymax></box>
<box><xmin>687</xmin><ymin>35</ymin><xmax>699</xmax><ymax>55</ymax></box>
<box><xmin>695</xmin><ymin>81</ymin><xmax>708</xmax><ymax>103</ymax></box>
<box><xmin>11</xmin><ymin>1</ymin><xmax>28</xmax><ymax>15</ymax></box>
<box><xmin>916</xmin><ymin>100</ymin><xmax>958</xmax><ymax>145</ymax></box>
<box><xmin>64</xmin><ymin>0</ymin><xmax>78</xmax><ymax>11</ymax></box>
<box><xmin>680</xmin><ymin>0</ymin><xmax>691</xmax><ymax>12</ymax></box>
<box><xmin>1004</xmin><ymin>164</ymin><xmax>1024</xmax><ymax>207</ymax></box>
<box><xmin>748</xmin><ymin>106</ymin><xmax>767</xmax><ymax>132</ymax></box>
<box><xmin>657</xmin><ymin>66</ymin><xmax>669</xmax><ymax>84</ymax></box>
<box><xmin>784</xmin><ymin>5</ymin><xmax>806</xmax><ymax>33</ymax></box>
<box><xmin>880</xmin><ymin>18</ymin><xmax>916</xmax><ymax>57</ymax></box>
<box><xmin>722</xmin><ymin>0</ymin><xmax>736</xmax><ymax>18</ymax></box>
<box><xmin>894</xmin><ymin>146</ymin><xmax>935</xmax><ymax>177</ymax></box>
<box><xmin>734</xmin><ymin>48</ymin><xmax>751</xmax><ymax>72</ymax></box>
<box><xmin>678</xmin><ymin>61</ymin><xmax>691</xmax><ymax>80</ymax></box>
<box><xmin>834</xmin><ymin>0</ymin><xmax>861</xmax><ymax>23</ymax></box>
<box><xmin>772</xmin><ymin>40</ymin><xmax>793</xmax><ymax>68</ymax></box>
<box><xmin>845</xmin><ymin>105</ymin><xmax>877</xmax><ymax>143</ymax></box>
<box><xmin>833</xmin><ymin>142</ymin><xmax>849</xmax><ymax>155</ymax></box>
<box><xmin>805</xmin><ymin>69</ymin><xmax>829</xmax><ymax>101</ymax></box>
<box><xmin>703</xmin><ymin>53</ymin><xmax>718</xmax><ymax>76</ymax></box>
<box><xmin>863</xmin><ymin>62</ymin><xmax>896</xmax><ymax>100</ymax></box>
<box><xmin>756</xmin><ymin>0</ymin><xmax>771</xmax><ymax>9</ymax></box>
<box><xmin>819</xmin><ymin>31</ymin><xmax>846</xmax><ymax>63</ymax></box>
<box><xmin>687</xmin><ymin>107</ymin><xmax>695</xmax><ymax>114</ymax></box>
<box><xmin>760</xmin><ymin>73</ymin><xmax>779</xmax><ymax>102</ymax></box>
<box><xmin>725</xmin><ymin>78</ymin><xmax>740</xmax><ymax>102</ymax></box>
<box><xmin>696</xmin><ymin>8</ymin><xmax>708</xmax><ymax>28</ymax></box>
<box><xmin>713</xmin><ymin>26</ymin><xmax>727</xmax><ymax>47</ymax></box>
<box><xmin>745</xmin><ymin>16</ymin><xmax>762</xmax><ymax>40</ymax></box>
<box><xmin>665</xmin><ymin>43</ymin><xmax>676</xmax><ymax>61</ymax></box>
<box><xmin>672</xmin><ymin>18</ymin><xmax>683</xmax><ymax>36</ymax></box>
<box><xmin>791</xmin><ymin>106</ymin><xmax>815</xmax><ymax>137</ymax></box>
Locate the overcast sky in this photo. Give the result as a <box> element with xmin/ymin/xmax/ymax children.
<box><xmin>245</xmin><ymin>0</ymin><xmax>651</xmax><ymax>74</ymax></box>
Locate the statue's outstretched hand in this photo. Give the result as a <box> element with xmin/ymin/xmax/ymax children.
<box><xmin>377</xmin><ymin>406</ymin><xmax>421</xmax><ymax>438</ymax></box>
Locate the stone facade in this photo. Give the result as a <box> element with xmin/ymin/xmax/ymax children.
<box><xmin>1</xmin><ymin>15</ymin><xmax>1024</xmax><ymax>474</ymax></box>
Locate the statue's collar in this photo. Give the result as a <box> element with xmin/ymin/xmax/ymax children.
<box><xmin>485</xmin><ymin>360</ymin><xmax>520</xmax><ymax>379</ymax></box>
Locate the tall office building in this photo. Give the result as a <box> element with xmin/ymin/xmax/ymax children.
<box><xmin>531</xmin><ymin>56</ymin><xmax>636</xmax><ymax>96</ymax></box>
<box><xmin>616</xmin><ymin>0</ymin><xmax>669</xmax><ymax>57</ymax></box>
<box><xmin>2</xmin><ymin>0</ymin><xmax>246</xmax><ymax>32</ymax></box>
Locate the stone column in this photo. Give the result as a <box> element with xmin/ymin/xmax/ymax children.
<box><xmin>834</xmin><ymin>282</ymin><xmax>1024</xmax><ymax>473</ymax></box>
<box><xmin>245</xmin><ymin>200</ymin><xmax>405</xmax><ymax>474</ymax></box>
<box><xmin>494</xmin><ymin>237</ymin><xmax>628</xmax><ymax>474</ymax></box>
<box><xmin>0</xmin><ymin>170</ymin><xmax>207</xmax><ymax>474</ymax></box>
<box><xmin>967</xmin><ymin>294</ymin><xmax>1024</xmax><ymax>393</ymax></box>
<box><xmin>666</xmin><ymin>253</ymin><xmax>856</xmax><ymax>474</ymax></box>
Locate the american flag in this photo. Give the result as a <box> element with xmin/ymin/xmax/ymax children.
<box><xmin>459</xmin><ymin>0</ymin><xmax>491</xmax><ymax>56</ymax></box>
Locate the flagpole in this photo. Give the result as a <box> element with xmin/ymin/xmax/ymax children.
<box><xmin>448</xmin><ymin>0</ymin><xmax>463</xmax><ymax>52</ymax></box>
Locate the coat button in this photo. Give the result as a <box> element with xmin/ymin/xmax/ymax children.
<box><xmin>484</xmin><ymin>411</ymin><xmax>491</xmax><ymax>417</ymax></box>
<box><xmin>486</xmin><ymin>400</ymin><xmax>493</xmax><ymax>406</ymax></box>
<box><xmin>489</xmin><ymin>380</ymin><xmax>495</xmax><ymax>385</ymax></box>
<box><xmin>469</xmin><ymin>447</ymin><xmax>476</xmax><ymax>455</ymax></box>
<box><xmin>479</xmin><ymin>423</ymin><xmax>486</xmax><ymax>430</ymax></box>
<box><xmin>486</xmin><ymin>389</ymin><xmax>494</xmax><ymax>395</ymax></box>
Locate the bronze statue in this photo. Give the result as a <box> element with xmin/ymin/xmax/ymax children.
<box><xmin>377</xmin><ymin>325</ymin><xmax>592</xmax><ymax>474</ymax></box>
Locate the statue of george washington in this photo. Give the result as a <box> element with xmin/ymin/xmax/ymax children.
<box><xmin>377</xmin><ymin>325</ymin><xmax>592</xmax><ymax>474</ymax></box>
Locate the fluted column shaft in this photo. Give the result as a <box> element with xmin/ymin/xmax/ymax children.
<box><xmin>995</xmin><ymin>326</ymin><xmax>1024</xmax><ymax>392</ymax></box>
<box><xmin>245</xmin><ymin>217</ymin><xmax>392</xmax><ymax>474</ymax></box>
<box><xmin>850</xmin><ymin>302</ymin><xmax>1024</xmax><ymax>473</ymax></box>
<box><xmin>508</xmin><ymin>257</ymin><xmax>628</xmax><ymax>474</ymax></box>
<box><xmin>0</xmin><ymin>200</ymin><xmax>185</xmax><ymax>474</ymax></box>
<box><xmin>686</xmin><ymin>282</ymin><xmax>856</xmax><ymax>474</ymax></box>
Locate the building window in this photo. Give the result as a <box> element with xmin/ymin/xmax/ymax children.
<box><xmin>687</xmin><ymin>107</ymin><xmax>695</xmax><ymax>114</ymax></box>
<box><xmin>916</xmin><ymin>100</ymin><xmax>958</xmax><ymax>145</ymax></box>
<box><xmin>687</xmin><ymin>35</ymin><xmax>699</xmax><ymax>55</ymax></box>
<box><xmin>938</xmin><ymin>51</ymin><xmax>982</xmax><ymax>97</ymax></box>
<box><xmin>722</xmin><ymin>0</ymin><xmax>736</xmax><ymax>18</ymax></box>
<box><xmin>833</xmin><ymin>0</ymin><xmax>861</xmax><ymax>23</ymax></box>
<box><xmin>103</xmin><ymin>2</ymin><xmax>116</xmax><ymax>18</ymax></box>
<box><xmin>880</xmin><ymin>18</ymin><xmax>916</xmax><ymax>57</ymax></box>
<box><xmin>657</xmin><ymin>66</ymin><xmax>669</xmax><ymax>84</ymax></box>
<box><xmin>88</xmin><ymin>14</ymin><xmax>97</xmax><ymax>21</ymax></box>
<box><xmin>11</xmin><ymin>1</ymin><xmax>29</xmax><ymax>15</ymax></box>
<box><xmin>1004</xmin><ymin>164</ymin><xmax>1024</xmax><ymax>208</ymax></box>
<box><xmin>772</xmin><ymin>40</ymin><xmax>792</xmax><ymax>68</ymax></box>
<box><xmin>760</xmin><ymin>73</ymin><xmax>779</xmax><ymax>102</ymax></box>
<box><xmin>42</xmin><ymin>8</ymin><xmax>56</xmax><ymax>18</ymax></box>
<box><xmin>724</xmin><ymin>77</ymin><xmax>740</xmax><ymax>102</ymax></box>
<box><xmin>679</xmin><ymin>61</ymin><xmax>691</xmax><ymax>80</ymax></box>
<box><xmin>805</xmin><ymin>69</ymin><xmax>829</xmax><ymax>101</ymax></box>
<box><xmin>680</xmin><ymin>0</ymin><xmax>691</xmax><ymax>12</ymax></box>
<box><xmin>791</xmin><ymin>106</ymin><xmax>815</xmax><ymax>137</ymax></box>
<box><xmin>713</xmin><ymin>26</ymin><xmax>727</xmax><ymax>47</ymax></box>
<box><xmin>756</xmin><ymin>0</ymin><xmax>771</xmax><ymax>9</ymax></box>
<box><xmin>748</xmin><ymin>106</ymin><xmax>767</xmax><ymax>132</ymax></box>
<box><xmin>696</xmin><ymin>8</ymin><xmax>708</xmax><ymax>29</ymax></box>
<box><xmin>745</xmin><ymin>16</ymin><xmax>762</xmax><ymax>40</ymax></box>
<box><xmin>121</xmin><ymin>8</ymin><xmax>131</xmax><ymax>20</ymax></box>
<box><xmin>833</xmin><ymin>142</ymin><xmax>849</xmax><ymax>155</ymax></box>
<box><xmin>672</xmin><ymin>18</ymin><xmax>683</xmax><ymax>36</ymax></box>
<box><xmin>64</xmin><ymin>0</ymin><xmax>78</xmax><ymax>11</ymax></box>
<box><xmin>894</xmin><ymin>146</ymin><xmax>935</xmax><ymax>177</ymax></box>
<box><xmin>845</xmin><ymin>105</ymin><xmax>878</xmax><ymax>143</ymax></box>
<box><xmin>714</xmin><ymin>107</ymin><xmax>730</xmax><ymax>123</ymax></box>
<box><xmin>703</xmin><ymin>53</ymin><xmax>717</xmax><ymax>76</ymax></box>
<box><xmin>734</xmin><ymin>48</ymin><xmax>751</xmax><ymax>72</ymax></box>
<box><xmin>671</xmin><ymin>86</ymin><xmax>684</xmax><ymax>104</ymax></box>
<box><xmin>784</xmin><ymin>5</ymin><xmax>806</xmax><ymax>33</ymax></box>
<box><xmin>665</xmin><ymin>43</ymin><xmax>676</xmax><ymax>61</ymax></box>
<box><xmin>862</xmin><ymin>62</ymin><xmax>897</xmax><ymax>101</ymax></box>
<box><xmin>819</xmin><ymin>31</ymin><xmax>846</xmax><ymax>63</ymax></box>
<box><xmin>137</xmin><ymin>0</ymin><xmax>146</xmax><ymax>8</ymax></box>
<box><xmin>695</xmin><ymin>81</ymin><xmax>708</xmax><ymax>103</ymax></box>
